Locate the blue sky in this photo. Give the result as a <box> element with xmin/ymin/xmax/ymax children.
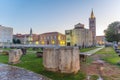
<box><xmin>0</xmin><ymin>0</ymin><xmax>120</xmax><ymax>35</ymax></box>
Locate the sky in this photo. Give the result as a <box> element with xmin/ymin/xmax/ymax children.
<box><xmin>0</xmin><ymin>0</ymin><xmax>120</xmax><ymax>36</ymax></box>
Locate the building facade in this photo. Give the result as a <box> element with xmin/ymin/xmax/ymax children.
<box><xmin>65</xmin><ymin>23</ymin><xmax>93</xmax><ymax>47</ymax></box>
<box><xmin>0</xmin><ymin>25</ymin><xmax>13</xmax><ymax>44</ymax></box>
<box><xmin>13</xmin><ymin>34</ymin><xmax>29</xmax><ymax>44</ymax></box>
<box><xmin>39</xmin><ymin>32</ymin><xmax>66</xmax><ymax>46</ymax></box>
<box><xmin>96</xmin><ymin>36</ymin><xmax>105</xmax><ymax>45</ymax></box>
<box><xmin>13</xmin><ymin>34</ymin><xmax>39</xmax><ymax>44</ymax></box>
<box><xmin>65</xmin><ymin>10</ymin><xmax>96</xmax><ymax>47</ymax></box>
<box><xmin>13</xmin><ymin>28</ymin><xmax>40</xmax><ymax>44</ymax></box>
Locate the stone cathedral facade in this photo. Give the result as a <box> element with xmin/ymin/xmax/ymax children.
<box><xmin>65</xmin><ymin>10</ymin><xmax>96</xmax><ymax>47</ymax></box>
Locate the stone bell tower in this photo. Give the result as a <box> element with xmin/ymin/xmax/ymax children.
<box><xmin>89</xmin><ymin>9</ymin><xmax>96</xmax><ymax>46</ymax></box>
<box><xmin>29</xmin><ymin>28</ymin><xmax>33</xmax><ymax>44</ymax></box>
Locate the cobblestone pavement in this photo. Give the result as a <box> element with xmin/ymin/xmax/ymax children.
<box><xmin>0</xmin><ymin>63</ymin><xmax>50</xmax><ymax>80</ymax></box>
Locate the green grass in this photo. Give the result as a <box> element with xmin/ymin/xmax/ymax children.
<box><xmin>96</xmin><ymin>47</ymin><xmax>120</xmax><ymax>65</ymax></box>
<box><xmin>90</xmin><ymin>75</ymin><xmax>99</xmax><ymax>80</ymax></box>
<box><xmin>0</xmin><ymin>54</ymin><xmax>8</xmax><ymax>64</ymax></box>
<box><xmin>0</xmin><ymin>52</ymin><xmax>86</xmax><ymax>80</ymax></box>
<box><xmin>80</xmin><ymin>47</ymin><xmax>98</xmax><ymax>52</ymax></box>
<box><xmin>86</xmin><ymin>56</ymin><xmax>94</xmax><ymax>64</ymax></box>
<box><xmin>1</xmin><ymin>48</ymin><xmax>11</xmax><ymax>50</ymax></box>
<box><xmin>27</xmin><ymin>48</ymin><xmax>33</xmax><ymax>51</ymax></box>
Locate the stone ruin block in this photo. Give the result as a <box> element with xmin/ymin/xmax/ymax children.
<box><xmin>9</xmin><ymin>49</ymin><xmax>23</xmax><ymax>64</ymax></box>
<box><xmin>43</xmin><ymin>48</ymin><xmax>59</xmax><ymax>72</ymax></box>
<box><xmin>43</xmin><ymin>47</ymin><xmax>80</xmax><ymax>74</ymax></box>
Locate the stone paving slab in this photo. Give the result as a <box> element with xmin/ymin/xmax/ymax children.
<box><xmin>80</xmin><ymin>46</ymin><xmax>104</xmax><ymax>56</ymax></box>
<box><xmin>0</xmin><ymin>63</ymin><xmax>51</xmax><ymax>80</ymax></box>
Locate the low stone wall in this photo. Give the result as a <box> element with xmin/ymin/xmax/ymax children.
<box><xmin>43</xmin><ymin>47</ymin><xmax>80</xmax><ymax>74</ymax></box>
<box><xmin>9</xmin><ymin>49</ymin><xmax>23</xmax><ymax>64</ymax></box>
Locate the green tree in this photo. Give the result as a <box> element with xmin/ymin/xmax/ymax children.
<box><xmin>16</xmin><ymin>39</ymin><xmax>21</xmax><ymax>44</ymax></box>
<box><xmin>105</xmin><ymin>21</ymin><xmax>120</xmax><ymax>42</ymax></box>
<box><xmin>13</xmin><ymin>39</ymin><xmax>16</xmax><ymax>44</ymax></box>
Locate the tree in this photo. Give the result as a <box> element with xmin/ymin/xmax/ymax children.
<box><xmin>13</xmin><ymin>39</ymin><xmax>16</xmax><ymax>44</ymax></box>
<box><xmin>105</xmin><ymin>21</ymin><xmax>120</xmax><ymax>43</ymax></box>
<box><xmin>16</xmin><ymin>39</ymin><xmax>21</xmax><ymax>44</ymax></box>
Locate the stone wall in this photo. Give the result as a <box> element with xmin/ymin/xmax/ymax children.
<box><xmin>43</xmin><ymin>47</ymin><xmax>80</xmax><ymax>74</ymax></box>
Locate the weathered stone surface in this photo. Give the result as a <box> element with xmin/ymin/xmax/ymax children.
<box><xmin>43</xmin><ymin>47</ymin><xmax>80</xmax><ymax>74</ymax></box>
<box><xmin>0</xmin><ymin>63</ymin><xmax>51</xmax><ymax>80</ymax></box>
<box><xmin>2</xmin><ymin>51</ymin><xmax>9</xmax><ymax>55</ymax></box>
<box><xmin>9</xmin><ymin>49</ymin><xmax>23</xmax><ymax>64</ymax></box>
<box><xmin>72</xmin><ymin>47</ymin><xmax>80</xmax><ymax>73</ymax></box>
<box><xmin>43</xmin><ymin>48</ymin><xmax>59</xmax><ymax>72</ymax></box>
<box><xmin>59</xmin><ymin>47</ymin><xmax>73</xmax><ymax>73</ymax></box>
<box><xmin>0</xmin><ymin>49</ymin><xmax>3</xmax><ymax>53</ymax></box>
<box><xmin>0</xmin><ymin>50</ymin><xmax>3</xmax><ymax>54</ymax></box>
<box><xmin>36</xmin><ymin>52</ymin><xmax>43</xmax><ymax>58</ymax></box>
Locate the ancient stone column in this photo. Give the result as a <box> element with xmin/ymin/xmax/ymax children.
<box><xmin>71</xmin><ymin>47</ymin><xmax>80</xmax><ymax>73</ymax></box>
<box><xmin>9</xmin><ymin>49</ymin><xmax>23</xmax><ymax>64</ymax></box>
<box><xmin>43</xmin><ymin>47</ymin><xmax>80</xmax><ymax>74</ymax></box>
<box><xmin>58</xmin><ymin>47</ymin><xmax>73</xmax><ymax>73</ymax></box>
<box><xmin>43</xmin><ymin>48</ymin><xmax>59</xmax><ymax>72</ymax></box>
<box><xmin>59</xmin><ymin>47</ymin><xmax>80</xmax><ymax>73</ymax></box>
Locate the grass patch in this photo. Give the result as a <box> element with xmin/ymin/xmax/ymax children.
<box><xmin>90</xmin><ymin>75</ymin><xmax>99</xmax><ymax>80</ymax></box>
<box><xmin>96</xmin><ymin>47</ymin><xmax>120</xmax><ymax>65</ymax></box>
<box><xmin>0</xmin><ymin>51</ymin><xmax>86</xmax><ymax>80</ymax></box>
<box><xmin>1</xmin><ymin>48</ymin><xmax>11</xmax><ymax>50</ymax></box>
<box><xmin>0</xmin><ymin>54</ymin><xmax>8</xmax><ymax>64</ymax></box>
<box><xmin>86</xmin><ymin>57</ymin><xmax>94</xmax><ymax>64</ymax></box>
<box><xmin>80</xmin><ymin>47</ymin><xmax>98</xmax><ymax>52</ymax></box>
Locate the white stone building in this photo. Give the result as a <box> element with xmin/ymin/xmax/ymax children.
<box><xmin>0</xmin><ymin>25</ymin><xmax>13</xmax><ymax>44</ymax></box>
